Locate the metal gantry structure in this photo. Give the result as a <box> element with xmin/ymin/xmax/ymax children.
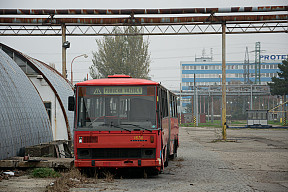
<box><xmin>0</xmin><ymin>6</ymin><xmax>287</xmax><ymax>139</ymax></box>
<box><xmin>0</xmin><ymin>7</ymin><xmax>287</xmax><ymax>36</ymax></box>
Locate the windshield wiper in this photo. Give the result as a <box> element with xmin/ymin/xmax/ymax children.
<box><xmin>120</xmin><ymin>123</ymin><xmax>152</xmax><ymax>132</ymax></box>
<box><xmin>99</xmin><ymin>123</ymin><xmax>131</xmax><ymax>132</ymax></box>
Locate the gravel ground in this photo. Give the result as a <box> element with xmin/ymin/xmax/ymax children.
<box><xmin>1</xmin><ymin>127</ymin><xmax>287</xmax><ymax>192</ymax></box>
<box><xmin>71</xmin><ymin>127</ymin><xmax>288</xmax><ymax>192</ymax></box>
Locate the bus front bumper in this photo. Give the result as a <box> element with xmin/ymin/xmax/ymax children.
<box><xmin>75</xmin><ymin>158</ymin><xmax>161</xmax><ymax>169</ymax></box>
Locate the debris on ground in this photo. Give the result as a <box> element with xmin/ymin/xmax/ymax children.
<box><xmin>0</xmin><ymin>169</ymin><xmax>25</xmax><ymax>182</ymax></box>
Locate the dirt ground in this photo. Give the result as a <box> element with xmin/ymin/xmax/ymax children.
<box><xmin>186</xmin><ymin>127</ymin><xmax>288</xmax><ymax>191</ymax></box>
<box><xmin>0</xmin><ymin>127</ymin><xmax>287</xmax><ymax>192</ymax></box>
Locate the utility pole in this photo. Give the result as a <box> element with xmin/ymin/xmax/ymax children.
<box><xmin>244</xmin><ymin>46</ymin><xmax>250</xmax><ymax>84</ymax></box>
<box><xmin>211</xmin><ymin>96</ymin><xmax>214</xmax><ymax>123</ymax></box>
<box><xmin>179</xmin><ymin>83</ymin><xmax>182</xmax><ymax>124</ymax></box>
<box><xmin>61</xmin><ymin>24</ymin><xmax>70</xmax><ymax>78</ymax></box>
<box><xmin>221</xmin><ymin>22</ymin><xmax>227</xmax><ymax>140</ymax></box>
<box><xmin>208</xmin><ymin>86</ymin><xmax>210</xmax><ymax>122</ymax></box>
<box><xmin>62</xmin><ymin>24</ymin><xmax>67</xmax><ymax>78</ymax></box>
<box><xmin>254</xmin><ymin>42</ymin><xmax>261</xmax><ymax>84</ymax></box>
<box><xmin>191</xmin><ymin>86</ymin><xmax>194</xmax><ymax>124</ymax></box>
<box><xmin>193</xmin><ymin>73</ymin><xmax>199</xmax><ymax>126</ymax></box>
<box><xmin>250</xmin><ymin>85</ymin><xmax>253</xmax><ymax>110</ymax></box>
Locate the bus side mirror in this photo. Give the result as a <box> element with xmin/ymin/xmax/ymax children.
<box><xmin>68</xmin><ymin>96</ymin><xmax>75</xmax><ymax>111</ymax></box>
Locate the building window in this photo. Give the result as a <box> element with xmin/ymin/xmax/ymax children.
<box><xmin>44</xmin><ymin>102</ymin><xmax>52</xmax><ymax>122</ymax></box>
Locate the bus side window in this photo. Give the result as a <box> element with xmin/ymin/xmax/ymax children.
<box><xmin>157</xmin><ymin>88</ymin><xmax>162</xmax><ymax>125</ymax></box>
<box><xmin>162</xmin><ymin>89</ymin><xmax>168</xmax><ymax>117</ymax></box>
<box><xmin>170</xmin><ymin>93</ymin><xmax>173</xmax><ymax>117</ymax></box>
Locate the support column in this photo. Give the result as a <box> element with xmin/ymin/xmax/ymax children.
<box><xmin>208</xmin><ymin>89</ymin><xmax>210</xmax><ymax>122</ymax></box>
<box><xmin>191</xmin><ymin>94</ymin><xmax>194</xmax><ymax>123</ymax></box>
<box><xmin>204</xmin><ymin>96</ymin><xmax>206</xmax><ymax>114</ymax></box>
<box><xmin>250</xmin><ymin>85</ymin><xmax>253</xmax><ymax>110</ymax></box>
<box><xmin>62</xmin><ymin>24</ymin><xmax>67</xmax><ymax>78</ymax></box>
<box><xmin>200</xmin><ymin>96</ymin><xmax>202</xmax><ymax>114</ymax></box>
<box><xmin>221</xmin><ymin>22</ymin><xmax>227</xmax><ymax>140</ymax></box>
<box><xmin>179</xmin><ymin>83</ymin><xmax>182</xmax><ymax>124</ymax></box>
<box><xmin>211</xmin><ymin>96</ymin><xmax>214</xmax><ymax>123</ymax></box>
<box><xmin>284</xmin><ymin>95</ymin><xmax>287</xmax><ymax>125</ymax></box>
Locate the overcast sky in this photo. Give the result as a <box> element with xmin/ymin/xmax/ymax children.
<box><xmin>0</xmin><ymin>0</ymin><xmax>287</xmax><ymax>90</ymax></box>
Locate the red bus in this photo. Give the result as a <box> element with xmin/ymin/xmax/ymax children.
<box><xmin>68</xmin><ymin>75</ymin><xmax>179</xmax><ymax>174</ymax></box>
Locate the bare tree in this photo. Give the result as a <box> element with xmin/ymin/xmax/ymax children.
<box><xmin>89</xmin><ymin>27</ymin><xmax>151</xmax><ymax>79</ymax></box>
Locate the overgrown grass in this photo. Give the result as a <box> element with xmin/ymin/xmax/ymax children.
<box><xmin>230</xmin><ymin>120</ymin><xmax>246</xmax><ymax>125</ymax></box>
<box><xmin>181</xmin><ymin>119</ymin><xmax>287</xmax><ymax>128</ymax></box>
<box><xmin>31</xmin><ymin>168</ymin><xmax>61</xmax><ymax>178</ymax></box>
<box><xmin>181</xmin><ymin>120</ymin><xmax>222</xmax><ymax>128</ymax></box>
<box><xmin>268</xmin><ymin>121</ymin><xmax>284</xmax><ymax>126</ymax></box>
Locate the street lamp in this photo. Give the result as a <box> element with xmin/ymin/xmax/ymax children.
<box><xmin>70</xmin><ymin>54</ymin><xmax>88</xmax><ymax>84</ymax></box>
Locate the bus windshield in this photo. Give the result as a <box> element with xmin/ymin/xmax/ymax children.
<box><xmin>76</xmin><ymin>86</ymin><xmax>157</xmax><ymax>131</ymax></box>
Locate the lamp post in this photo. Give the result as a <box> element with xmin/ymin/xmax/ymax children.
<box><xmin>70</xmin><ymin>54</ymin><xmax>88</xmax><ymax>84</ymax></box>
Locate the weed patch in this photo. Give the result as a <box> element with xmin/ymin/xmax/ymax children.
<box><xmin>46</xmin><ymin>168</ymin><xmax>86</xmax><ymax>192</ymax></box>
<box><xmin>31</xmin><ymin>168</ymin><xmax>60</xmax><ymax>178</ymax></box>
<box><xmin>103</xmin><ymin>171</ymin><xmax>114</xmax><ymax>182</ymax></box>
<box><xmin>176</xmin><ymin>157</ymin><xmax>184</xmax><ymax>162</ymax></box>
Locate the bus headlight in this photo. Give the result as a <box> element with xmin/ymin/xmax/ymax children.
<box><xmin>79</xmin><ymin>136</ymin><xmax>82</xmax><ymax>143</ymax></box>
<box><xmin>157</xmin><ymin>158</ymin><xmax>161</xmax><ymax>165</ymax></box>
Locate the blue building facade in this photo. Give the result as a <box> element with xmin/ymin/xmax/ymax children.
<box><xmin>181</xmin><ymin>61</ymin><xmax>281</xmax><ymax>90</ymax></box>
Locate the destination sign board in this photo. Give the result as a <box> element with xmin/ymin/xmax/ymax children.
<box><xmin>79</xmin><ymin>86</ymin><xmax>153</xmax><ymax>96</ymax></box>
<box><xmin>93</xmin><ymin>87</ymin><xmax>143</xmax><ymax>95</ymax></box>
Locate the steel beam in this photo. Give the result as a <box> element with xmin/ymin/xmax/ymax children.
<box><xmin>0</xmin><ymin>14</ymin><xmax>286</xmax><ymax>25</ymax></box>
<box><xmin>0</xmin><ymin>6</ymin><xmax>287</xmax><ymax>15</ymax></box>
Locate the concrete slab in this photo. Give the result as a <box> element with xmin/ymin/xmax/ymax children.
<box><xmin>0</xmin><ymin>157</ymin><xmax>73</xmax><ymax>169</ymax></box>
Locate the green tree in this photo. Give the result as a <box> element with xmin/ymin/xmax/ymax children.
<box><xmin>89</xmin><ymin>26</ymin><xmax>151</xmax><ymax>79</ymax></box>
<box><xmin>268</xmin><ymin>59</ymin><xmax>288</xmax><ymax>125</ymax></box>
<box><xmin>268</xmin><ymin>59</ymin><xmax>288</xmax><ymax>96</ymax></box>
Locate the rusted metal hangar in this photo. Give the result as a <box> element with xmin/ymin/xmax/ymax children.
<box><xmin>0</xmin><ymin>43</ymin><xmax>74</xmax><ymax>160</ymax></box>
